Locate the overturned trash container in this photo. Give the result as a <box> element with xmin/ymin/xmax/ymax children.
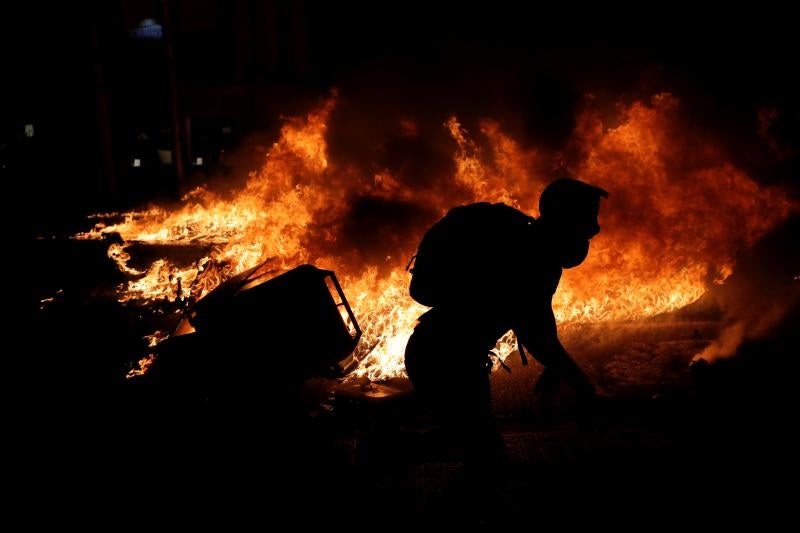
<box><xmin>139</xmin><ymin>263</ymin><xmax>362</xmax><ymax>409</ymax></box>
<box><xmin>190</xmin><ymin>263</ymin><xmax>362</xmax><ymax>382</ymax></box>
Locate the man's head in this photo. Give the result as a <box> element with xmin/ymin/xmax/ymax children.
<box><xmin>538</xmin><ymin>178</ymin><xmax>608</xmax><ymax>268</ymax></box>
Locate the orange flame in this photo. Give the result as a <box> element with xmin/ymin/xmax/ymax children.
<box><xmin>126</xmin><ymin>353</ymin><xmax>156</xmax><ymax>379</ymax></box>
<box><xmin>77</xmin><ymin>93</ymin><xmax>796</xmax><ymax>380</ymax></box>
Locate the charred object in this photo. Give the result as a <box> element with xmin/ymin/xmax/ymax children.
<box><xmin>134</xmin><ymin>263</ymin><xmax>362</xmax><ymax>408</ymax></box>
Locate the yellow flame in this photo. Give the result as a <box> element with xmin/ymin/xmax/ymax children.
<box><xmin>126</xmin><ymin>353</ymin><xmax>156</xmax><ymax>379</ymax></box>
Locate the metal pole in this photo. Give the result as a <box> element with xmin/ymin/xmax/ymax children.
<box><xmin>161</xmin><ymin>0</ymin><xmax>184</xmax><ymax>194</ymax></box>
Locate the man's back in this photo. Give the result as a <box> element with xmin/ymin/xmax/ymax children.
<box><xmin>410</xmin><ymin>202</ymin><xmax>557</xmax><ymax>307</ymax></box>
<box><xmin>414</xmin><ymin>206</ymin><xmax>562</xmax><ymax>351</ymax></box>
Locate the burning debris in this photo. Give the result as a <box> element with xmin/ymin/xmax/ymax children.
<box><xmin>76</xmin><ymin>93</ymin><xmax>796</xmax><ymax>380</ymax></box>
<box><xmin>137</xmin><ymin>263</ymin><xmax>362</xmax><ymax>399</ymax></box>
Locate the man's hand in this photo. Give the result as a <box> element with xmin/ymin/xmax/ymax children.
<box><xmin>533</xmin><ymin>364</ymin><xmax>596</xmax><ymax>401</ymax></box>
<box><xmin>532</xmin><ymin>365</ymin><xmax>561</xmax><ymax>398</ymax></box>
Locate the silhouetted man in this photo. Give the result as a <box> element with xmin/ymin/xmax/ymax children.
<box><xmin>405</xmin><ymin>178</ymin><xmax>608</xmax><ymax>487</ymax></box>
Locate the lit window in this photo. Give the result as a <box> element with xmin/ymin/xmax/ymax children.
<box><xmin>24</xmin><ymin>124</ymin><xmax>34</xmax><ymax>138</ymax></box>
<box><xmin>133</xmin><ymin>19</ymin><xmax>163</xmax><ymax>40</ymax></box>
<box><xmin>132</xmin><ymin>158</ymin><xmax>141</xmax><ymax>168</ymax></box>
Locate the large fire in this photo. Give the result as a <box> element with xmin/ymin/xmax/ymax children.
<box><xmin>76</xmin><ymin>93</ymin><xmax>795</xmax><ymax>380</ymax></box>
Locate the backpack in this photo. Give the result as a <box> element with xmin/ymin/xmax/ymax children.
<box><xmin>407</xmin><ymin>202</ymin><xmax>535</xmax><ymax>308</ymax></box>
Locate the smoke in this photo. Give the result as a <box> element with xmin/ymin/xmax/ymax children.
<box><xmin>694</xmin><ymin>216</ymin><xmax>800</xmax><ymax>363</ymax></box>
<box><xmin>316</xmin><ymin>196</ymin><xmax>438</xmax><ymax>278</ymax></box>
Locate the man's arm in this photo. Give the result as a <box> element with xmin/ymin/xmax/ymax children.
<box><xmin>512</xmin><ymin>303</ymin><xmax>596</xmax><ymax>401</ymax></box>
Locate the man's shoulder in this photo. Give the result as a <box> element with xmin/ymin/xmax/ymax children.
<box><xmin>490</xmin><ymin>202</ymin><xmax>534</xmax><ymax>221</ymax></box>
